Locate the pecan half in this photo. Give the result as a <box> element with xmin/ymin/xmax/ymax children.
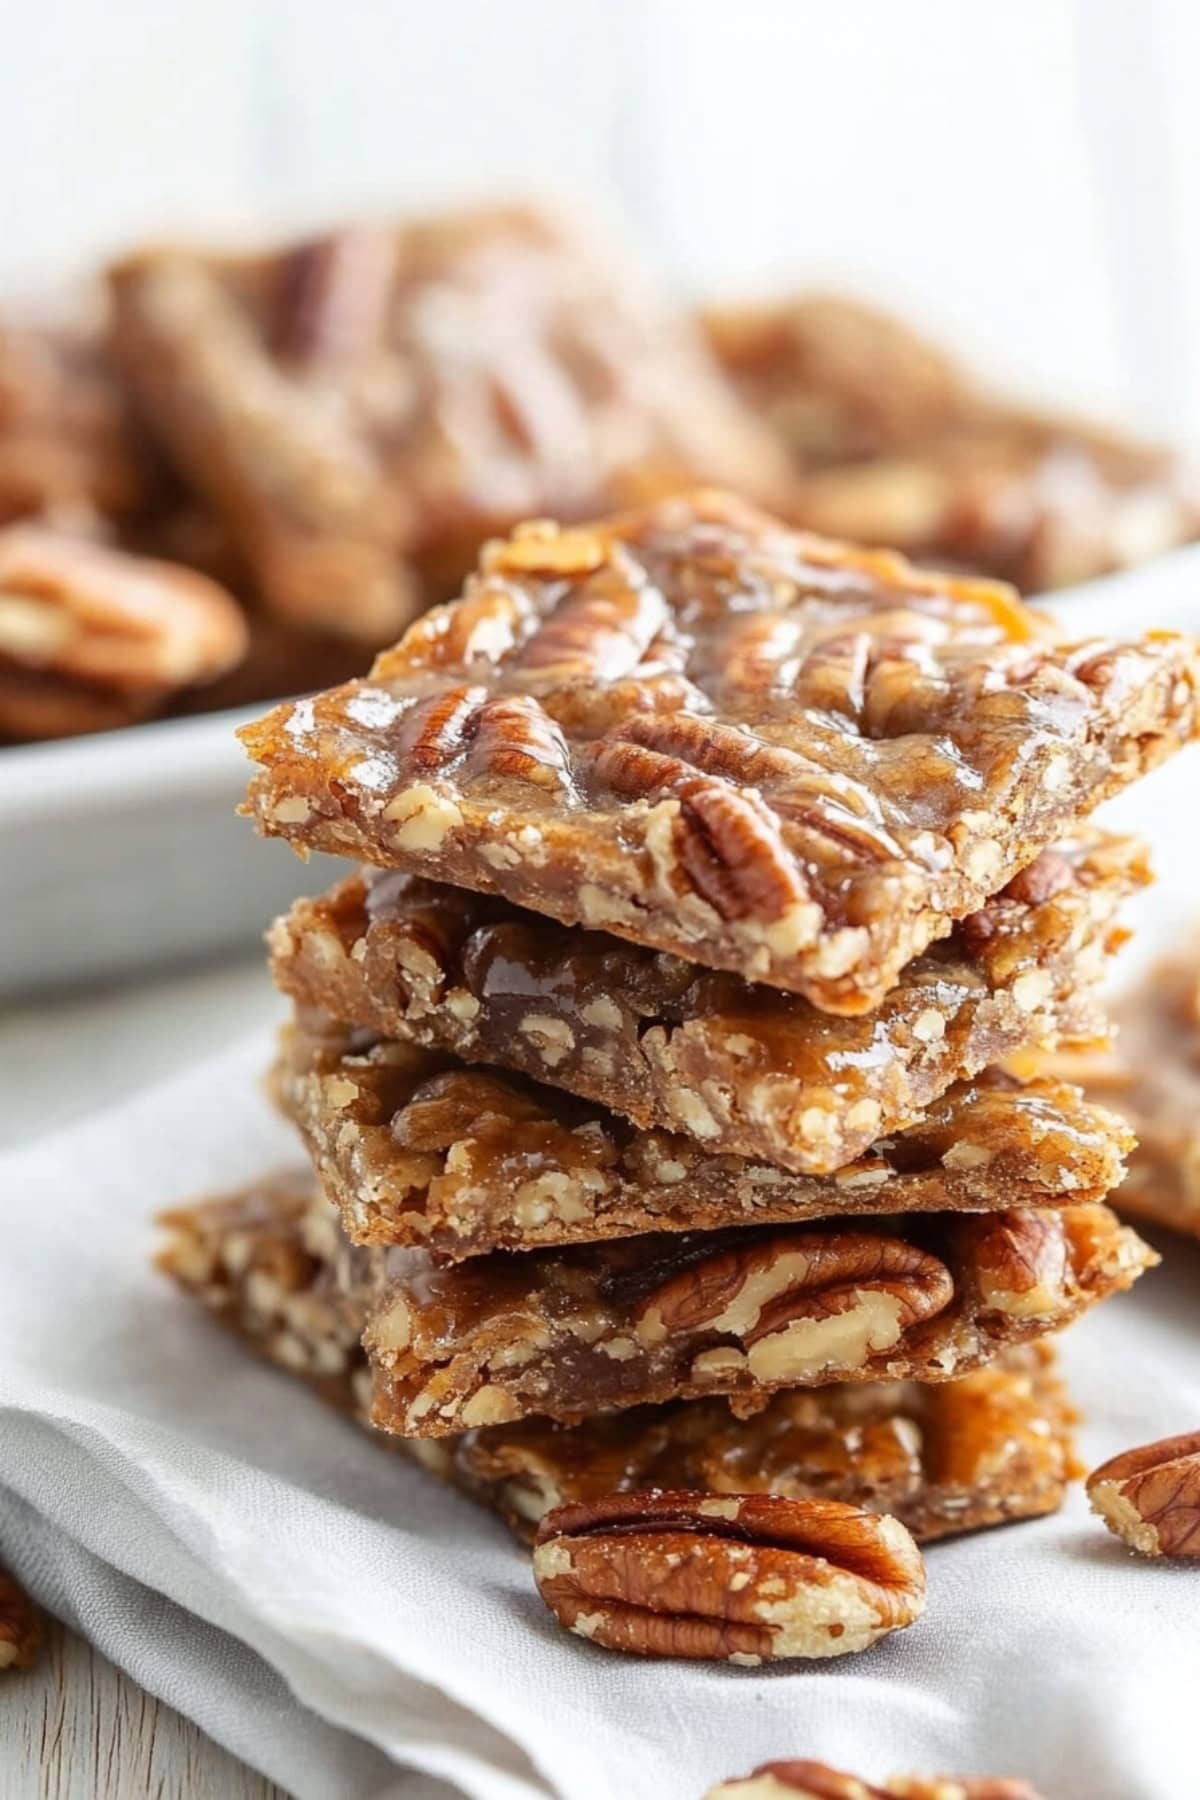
<box><xmin>464</xmin><ymin>695</ymin><xmax>575</xmax><ymax>790</ymax></box>
<box><xmin>1086</xmin><ymin>1430</ymin><xmax>1200</xmax><ymax>1557</ymax></box>
<box><xmin>532</xmin><ymin>1490</ymin><xmax>925</xmax><ymax>1663</ymax></box>
<box><xmin>512</xmin><ymin>552</ymin><xmax>670</xmax><ymax>681</ymax></box>
<box><xmin>705</xmin><ymin>1766</ymin><xmax>1042</xmax><ymax>1800</ymax></box>
<box><xmin>671</xmin><ymin>776</ymin><xmax>812</xmax><ymax>925</ymax></box>
<box><xmin>393</xmin><ymin>686</ymin><xmax>489</xmax><ymax>771</ymax></box>
<box><xmin>0</xmin><ymin>1566</ymin><xmax>41</xmax><ymax>1672</ymax></box>
<box><xmin>630</xmin><ymin>1232</ymin><xmax>954</xmax><ymax>1384</ymax></box>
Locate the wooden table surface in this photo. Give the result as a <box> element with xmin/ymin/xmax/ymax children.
<box><xmin>5</xmin><ymin>1621</ymin><xmax>286</xmax><ymax>1800</ymax></box>
<box><xmin>0</xmin><ymin>957</ymin><xmax>288</xmax><ymax>1800</ymax></box>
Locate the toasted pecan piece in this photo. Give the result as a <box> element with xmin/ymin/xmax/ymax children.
<box><xmin>0</xmin><ymin>1567</ymin><xmax>42</xmax><ymax>1673</ymax></box>
<box><xmin>705</xmin><ymin>1762</ymin><xmax>1043</xmax><ymax>1800</ymax></box>
<box><xmin>1087</xmin><ymin>1432</ymin><xmax>1200</xmax><ymax>1557</ymax></box>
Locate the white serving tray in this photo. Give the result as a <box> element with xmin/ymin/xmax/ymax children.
<box><xmin>2</xmin><ymin>546</ymin><xmax>1198</xmax><ymax>999</ymax></box>
<box><xmin>0</xmin><ymin>703</ymin><xmax>343</xmax><ymax>998</ymax></box>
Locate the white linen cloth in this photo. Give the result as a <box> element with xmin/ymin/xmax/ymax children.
<box><xmin>1</xmin><ymin>1023</ymin><xmax>1198</xmax><ymax>1800</ymax></box>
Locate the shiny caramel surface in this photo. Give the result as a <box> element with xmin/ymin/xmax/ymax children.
<box><xmin>241</xmin><ymin>492</ymin><xmax>1199</xmax><ymax>1010</ymax></box>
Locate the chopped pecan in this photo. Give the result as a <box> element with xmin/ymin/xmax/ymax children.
<box><xmin>532</xmin><ymin>1490</ymin><xmax>925</xmax><ymax>1662</ymax></box>
<box><xmin>705</xmin><ymin>1765</ymin><xmax>1043</xmax><ymax>1800</ymax></box>
<box><xmin>1086</xmin><ymin>1430</ymin><xmax>1200</xmax><ymax>1557</ymax></box>
<box><xmin>0</xmin><ymin>1567</ymin><xmax>41</xmax><ymax>1672</ymax></box>
<box><xmin>707</xmin><ymin>1761</ymin><xmax>894</xmax><ymax>1800</ymax></box>
<box><xmin>391</xmin><ymin>1068</ymin><xmax>552</xmax><ymax>1151</ymax></box>
<box><xmin>630</xmin><ymin>1232</ymin><xmax>954</xmax><ymax>1383</ymax></box>
<box><xmin>1000</xmin><ymin>849</ymin><xmax>1076</xmax><ymax>908</ymax></box>
<box><xmin>604</xmin><ymin>710</ymin><xmax>804</xmax><ymax>790</ymax></box>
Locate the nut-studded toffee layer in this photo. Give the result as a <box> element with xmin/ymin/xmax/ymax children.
<box><xmin>110</xmin><ymin>211</ymin><xmax>788</xmax><ymax>646</ymax></box>
<box><xmin>356</xmin><ymin>1202</ymin><xmax>1150</xmax><ymax>1435</ymax></box>
<box><xmin>272</xmin><ymin>1015</ymin><xmax>1134</xmax><ymax>1259</ymax></box>
<box><xmin>156</xmin><ymin>1175</ymin><xmax>1080</xmax><ymax>1545</ymax></box>
<box><xmin>270</xmin><ymin>832</ymin><xmax>1143</xmax><ymax>1173</ymax></box>
<box><xmin>239</xmin><ymin>491</ymin><xmax>1200</xmax><ymax>1013</ymax></box>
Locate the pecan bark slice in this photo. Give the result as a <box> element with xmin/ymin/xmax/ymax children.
<box><xmin>532</xmin><ymin>1490</ymin><xmax>925</xmax><ymax>1663</ymax></box>
<box><xmin>1086</xmin><ymin>1430</ymin><xmax>1200</xmax><ymax>1557</ymax></box>
<box><xmin>0</xmin><ymin>1566</ymin><xmax>41</xmax><ymax>1672</ymax></box>
<box><xmin>630</xmin><ymin>1232</ymin><xmax>954</xmax><ymax>1384</ymax></box>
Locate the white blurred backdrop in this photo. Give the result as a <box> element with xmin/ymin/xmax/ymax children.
<box><xmin>1</xmin><ymin>0</ymin><xmax>1197</xmax><ymax>434</ymax></box>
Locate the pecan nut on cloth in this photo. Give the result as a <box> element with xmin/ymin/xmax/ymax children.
<box><xmin>531</xmin><ymin>1491</ymin><xmax>925</xmax><ymax>1663</ymax></box>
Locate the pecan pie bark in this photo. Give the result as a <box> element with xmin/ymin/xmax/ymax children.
<box><xmin>701</xmin><ymin>294</ymin><xmax>976</xmax><ymax>470</ymax></box>
<box><xmin>434</xmin><ymin>1338</ymin><xmax>1076</xmax><ymax>1545</ymax></box>
<box><xmin>157</xmin><ymin>1177</ymin><xmax>1079</xmax><ymax>1545</ymax></box>
<box><xmin>110</xmin><ymin>210</ymin><xmax>788</xmax><ymax>645</ymax></box>
<box><xmin>272</xmin><ymin>1016</ymin><xmax>1134</xmax><ymax>1258</ymax></box>
<box><xmin>358</xmin><ymin>1203</ymin><xmax>1151</xmax><ymax>1434</ymax></box>
<box><xmin>270</xmin><ymin>833</ymin><xmax>1142</xmax><ymax>1172</ymax></box>
<box><xmin>0</xmin><ymin>523</ymin><xmax>248</xmax><ymax>738</ymax></box>
<box><xmin>156</xmin><ymin>1174</ymin><xmax>364</xmax><ymax>1400</ymax></box>
<box><xmin>786</xmin><ymin>421</ymin><xmax>1200</xmax><ymax>597</ymax></box>
<box><xmin>704</xmin><ymin>294</ymin><xmax>1200</xmax><ymax>591</ymax></box>
<box><xmin>240</xmin><ymin>492</ymin><xmax>1200</xmax><ymax>1013</ymax></box>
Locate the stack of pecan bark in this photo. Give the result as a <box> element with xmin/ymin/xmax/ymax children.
<box><xmin>162</xmin><ymin>490</ymin><xmax>1199</xmax><ymax>1661</ymax></box>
